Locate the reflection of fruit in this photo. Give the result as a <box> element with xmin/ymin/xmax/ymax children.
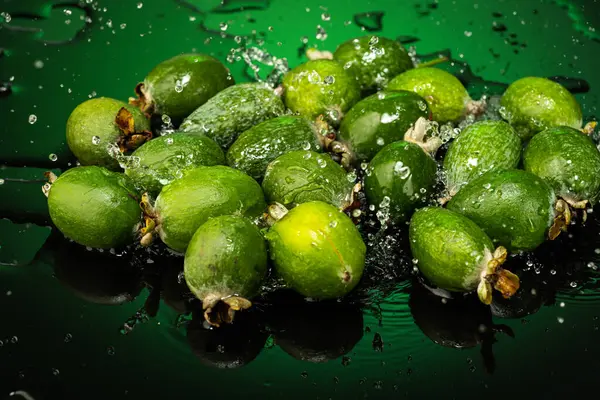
<box><xmin>45</xmin><ymin>166</ymin><xmax>142</xmax><ymax>249</ymax></box>
<box><xmin>448</xmin><ymin>169</ymin><xmax>556</xmax><ymax>251</ymax></box>
<box><xmin>159</xmin><ymin>262</ymin><xmax>192</xmax><ymax>315</ymax></box>
<box><xmin>186</xmin><ymin>309</ymin><xmax>268</xmax><ymax>369</ymax></box>
<box><xmin>130</xmin><ymin>53</ymin><xmax>233</xmax><ymax>122</ymax></box>
<box><xmin>500</xmin><ymin>77</ymin><xmax>582</xmax><ymax>140</ymax></box>
<box><xmin>265</xmin><ymin>290</ymin><xmax>364</xmax><ymax>363</ymax></box>
<box><xmin>409</xmin><ymin>281</ymin><xmax>514</xmax><ymax>374</ymax></box>
<box><xmin>409</xmin><ymin>207</ymin><xmax>520</xmax><ymax>304</ymax></box>
<box><xmin>266</xmin><ymin>201</ymin><xmax>366</xmax><ymax>299</ymax></box>
<box><xmin>184</xmin><ymin>215</ymin><xmax>268</xmax><ymax>326</ymax></box>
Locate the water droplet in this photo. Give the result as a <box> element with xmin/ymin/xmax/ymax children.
<box><xmin>161</xmin><ymin>114</ymin><xmax>171</xmax><ymax>124</ymax></box>
<box><xmin>369</xmin><ymin>204</ymin><xmax>376</xmax><ymax>211</ymax></box>
<box><xmin>1</xmin><ymin>12</ymin><xmax>12</xmax><ymax>23</ymax></box>
<box><xmin>368</xmin><ymin>36</ymin><xmax>379</xmax><ymax>45</ymax></box>
<box><xmin>52</xmin><ymin>368</ymin><xmax>60</xmax><ymax>376</ymax></box>
<box><xmin>317</xmin><ymin>158</ymin><xmax>327</xmax><ymax>168</ymax></box>
<box><xmin>137</xmin><ymin>2</ymin><xmax>143</xmax><ymax>8</ymax></box>
<box><xmin>166</xmin><ymin>137</ymin><xmax>173</xmax><ymax>145</ymax></box>
<box><xmin>316</xmin><ymin>25</ymin><xmax>328</xmax><ymax>40</ymax></box>
<box><xmin>301</xmin><ymin>371</ymin><xmax>308</xmax><ymax>378</ymax></box>
<box><xmin>33</xmin><ymin>60</ymin><xmax>44</xmax><ymax>69</ymax></box>
<box><xmin>557</xmin><ymin>317</ymin><xmax>565</xmax><ymax>324</ymax></box>
<box><xmin>302</xmin><ymin>152</ymin><xmax>312</xmax><ymax>160</ymax></box>
<box><xmin>321</xmin><ymin>13</ymin><xmax>331</xmax><ymax>21</ymax></box>
<box><xmin>417</xmin><ymin>101</ymin><xmax>428</xmax><ymax>111</ymax></box>
<box><xmin>92</xmin><ymin>135</ymin><xmax>101</xmax><ymax>145</ymax></box>
<box><xmin>346</xmin><ymin>170</ymin><xmax>357</xmax><ymax>182</ymax></box>
<box><xmin>174</xmin><ymin>80</ymin><xmax>184</xmax><ymax>93</ymax></box>
<box><xmin>570</xmin><ymin>281</ymin><xmax>578</xmax><ymax>288</ymax></box>
<box><xmin>376</xmin><ymin>137</ymin><xmax>385</xmax><ymax>146</ymax></box>
<box><xmin>324</xmin><ymin>75</ymin><xmax>335</xmax><ymax>84</ymax></box>
<box><xmin>0</xmin><ymin>179</ymin><xmax>4</xmax><ymax>185</ymax></box>
<box><xmin>64</xmin><ymin>333</ymin><xmax>73</xmax><ymax>343</ymax></box>
<box><xmin>219</xmin><ymin>22</ymin><xmax>228</xmax><ymax>31</ymax></box>
<box><xmin>329</xmin><ymin>220</ymin><xmax>338</xmax><ymax>228</ymax></box>
<box><xmin>28</xmin><ymin>114</ymin><xmax>37</xmax><ymax>124</ymax></box>
<box><xmin>49</xmin><ymin>153</ymin><xmax>58</xmax><ymax>162</ymax></box>
<box><xmin>120</xmin><ymin>23</ymin><xmax>126</xmax><ymax>29</ymax></box>
<box><xmin>302</xmin><ymin>141</ymin><xmax>312</xmax><ymax>150</ymax></box>
<box><xmin>352</xmin><ymin>209</ymin><xmax>362</xmax><ymax>218</ymax></box>
<box><xmin>379</xmin><ymin>196</ymin><xmax>391</xmax><ymax>208</ymax></box>
<box><xmin>107</xmin><ymin>346</ymin><xmax>115</xmax><ymax>355</ymax></box>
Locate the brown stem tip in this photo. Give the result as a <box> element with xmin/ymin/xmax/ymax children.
<box><xmin>128</xmin><ymin>82</ymin><xmax>154</xmax><ymax>115</ymax></box>
<box><xmin>203</xmin><ymin>295</ymin><xmax>252</xmax><ymax>327</ymax></box>
<box><xmin>115</xmin><ymin>107</ymin><xmax>153</xmax><ymax>153</ymax></box>
<box><xmin>139</xmin><ymin>193</ymin><xmax>157</xmax><ymax>247</ymax></box>
<box><xmin>477</xmin><ymin>246</ymin><xmax>520</xmax><ymax>305</ymax></box>
<box><xmin>549</xmin><ymin>198</ymin><xmax>589</xmax><ymax>240</ymax></box>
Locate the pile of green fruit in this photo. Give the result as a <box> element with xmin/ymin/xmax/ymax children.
<box><xmin>43</xmin><ymin>35</ymin><xmax>600</xmax><ymax>327</ymax></box>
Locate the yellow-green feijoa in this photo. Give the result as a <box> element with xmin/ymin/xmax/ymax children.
<box><xmin>180</xmin><ymin>82</ymin><xmax>285</xmax><ymax>150</ymax></box>
<box><xmin>387</xmin><ymin>67</ymin><xmax>480</xmax><ymax>124</ymax></box>
<box><xmin>66</xmin><ymin>97</ymin><xmax>151</xmax><ymax>170</ymax></box>
<box><xmin>447</xmin><ymin>169</ymin><xmax>556</xmax><ymax>252</ymax></box>
<box><xmin>523</xmin><ymin>126</ymin><xmax>600</xmax><ymax>206</ymax></box>
<box><xmin>262</xmin><ymin>151</ymin><xmax>354</xmax><ymax>210</ymax></box>
<box><xmin>141</xmin><ymin>165</ymin><xmax>266</xmax><ymax>253</ymax></box>
<box><xmin>443</xmin><ymin>120</ymin><xmax>522</xmax><ymax>198</ymax></box>
<box><xmin>337</xmin><ymin>90</ymin><xmax>431</xmax><ymax>162</ymax></box>
<box><xmin>44</xmin><ymin>166</ymin><xmax>141</xmax><ymax>249</ymax></box>
<box><xmin>364</xmin><ymin>140</ymin><xmax>437</xmax><ymax>224</ymax></box>
<box><xmin>226</xmin><ymin>116</ymin><xmax>324</xmax><ymax>181</ymax></box>
<box><xmin>130</xmin><ymin>53</ymin><xmax>234</xmax><ymax>122</ymax></box>
<box><xmin>409</xmin><ymin>207</ymin><xmax>520</xmax><ymax>305</ymax></box>
<box><xmin>333</xmin><ymin>35</ymin><xmax>413</xmax><ymax>94</ymax></box>
<box><xmin>184</xmin><ymin>215</ymin><xmax>268</xmax><ymax>326</ymax></box>
<box><xmin>125</xmin><ymin>133</ymin><xmax>225</xmax><ymax>196</ymax></box>
<box><xmin>266</xmin><ymin>201</ymin><xmax>366</xmax><ymax>299</ymax></box>
<box><xmin>282</xmin><ymin>59</ymin><xmax>361</xmax><ymax>124</ymax></box>
<box><xmin>499</xmin><ymin>77</ymin><xmax>582</xmax><ymax>140</ymax></box>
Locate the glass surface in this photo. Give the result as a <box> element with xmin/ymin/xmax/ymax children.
<box><xmin>1</xmin><ymin>0</ymin><xmax>599</xmax><ymax>399</ymax></box>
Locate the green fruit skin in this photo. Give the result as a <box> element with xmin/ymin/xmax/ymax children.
<box><xmin>66</xmin><ymin>97</ymin><xmax>150</xmax><ymax>170</ymax></box>
<box><xmin>443</xmin><ymin>120</ymin><xmax>522</xmax><ymax>196</ymax></box>
<box><xmin>499</xmin><ymin>77</ymin><xmax>582</xmax><ymax>140</ymax></box>
<box><xmin>333</xmin><ymin>35</ymin><xmax>414</xmax><ymax>93</ymax></box>
<box><xmin>338</xmin><ymin>90</ymin><xmax>430</xmax><ymax>162</ymax></box>
<box><xmin>155</xmin><ymin>165</ymin><xmax>266</xmax><ymax>253</ymax></box>
<box><xmin>226</xmin><ymin>116</ymin><xmax>322</xmax><ymax>181</ymax></box>
<box><xmin>386</xmin><ymin>67</ymin><xmax>470</xmax><ymax>124</ymax></box>
<box><xmin>47</xmin><ymin>166</ymin><xmax>141</xmax><ymax>249</ymax></box>
<box><xmin>144</xmin><ymin>53</ymin><xmax>234</xmax><ymax>121</ymax></box>
<box><xmin>409</xmin><ymin>207</ymin><xmax>494</xmax><ymax>292</ymax></box>
<box><xmin>447</xmin><ymin>169</ymin><xmax>556</xmax><ymax>252</ymax></box>
<box><xmin>523</xmin><ymin>126</ymin><xmax>600</xmax><ymax>204</ymax></box>
<box><xmin>179</xmin><ymin>83</ymin><xmax>285</xmax><ymax>150</ymax></box>
<box><xmin>364</xmin><ymin>141</ymin><xmax>437</xmax><ymax>223</ymax></box>
<box><xmin>125</xmin><ymin>133</ymin><xmax>225</xmax><ymax>196</ymax></box>
<box><xmin>282</xmin><ymin>59</ymin><xmax>361</xmax><ymax>122</ymax></box>
<box><xmin>184</xmin><ymin>215</ymin><xmax>268</xmax><ymax>301</ymax></box>
<box><xmin>266</xmin><ymin>201</ymin><xmax>366</xmax><ymax>299</ymax></box>
<box><xmin>262</xmin><ymin>151</ymin><xmax>353</xmax><ymax>210</ymax></box>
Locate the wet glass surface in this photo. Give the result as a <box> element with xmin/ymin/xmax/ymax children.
<box><xmin>1</xmin><ymin>0</ymin><xmax>599</xmax><ymax>399</ymax></box>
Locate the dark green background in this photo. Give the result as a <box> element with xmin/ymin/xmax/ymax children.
<box><xmin>1</xmin><ymin>0</ymin><xmax>599</xmax><ymax>399</ymax></box>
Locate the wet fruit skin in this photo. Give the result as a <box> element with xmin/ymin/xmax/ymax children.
<box><xmin>447</xmin><ymin>169</ymin><xmax>556</xmax><ymax>252</ymax></box>
<box><xmin>364</xmin><ymin>141</ymin><xmax>437</xmax><ymax>223</ymax></box>
<box><xmin>125</xmin><ymin>133</ymin><xmax>225</xmax><ymax>196</ymax></box>
<box><xmin>179</xmin><ymin>83</ymin><xmax>285</xmax><ymax>150</ymax></box>
<box><xmin>153</xmin><ymin>165</ymin><xmax>266</xmax><ymax>253</ymax></box>
<box><xmin>66</xmin><ymin>97</ymin><xmax>150</xmax><ymax>170</ymax></box>
<box><xmin>333</xmin><ymin>35</ymin><xmax>414</xmax><ymax>94</ymax></box>
<box><xmin>386</xmin><ymin>67</ymin><xmax>470</xmax><ymax>124</ymax></box>
<box><xmin>443</xmin><ymin>120</ymin><xmax>522</xmax><ymax>197</ymax></box>
<box><xmin>134</xmin><ymin>53</ymin><xmax>233</xmax><ymax>122</ymax></box>
<box><xmin>226</xmin><ymin>116</ymin><xmax>322</xmax><ymax>181</ymax></box>
<box><xmin>409</xmin><ymin>207</ymin><xmax>494</xmax><ymax>292</ymax></box>
<box><xmin>337</xmin><ymin>90</ymin><xmax>430</xmax><ymax>162</ymax></box>
<box><xmin>262</xmin><ymin>151</ymin><xmax>353</xmax><ymax>210</ymax></box>
<box><xmin>184</xmin><ymin>215</ymin><xmax>268</xmax><ymax>305</ymax></box>
<box><xmin>499</xmin><ymin>77</ymin><xmax>582</xmax><ymax>140</ymax></box>
<box><xmin>47</xmin><ymin>166</ymin><xmax>141</xmax><ymax>249</ymax></box>
<box><xmin>266</xmin><ymin>201</ymin><xmax>366</xmax><ymax>299</ymax></box>
<box><xmin>282</xmin><ymin>59</ymin><xmax>361</xmax><ymax>123</ymax></box>
<box><xmin>523</xmin><ymin>126</ymin><xmax>600</xmax><ymax>204</ymax></box>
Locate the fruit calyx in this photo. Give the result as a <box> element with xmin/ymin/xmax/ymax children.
<box><xmin>128</xmin><ymin>82</ymin><xmax>154</xmax><ymax>117</ymax></box>
<box><xmin>404</xmin><ymin>116</ymin><xmax>443</xmax><ymax>157</ymax></box>
<box><xmin>548</xmin><ymin>197</ymin><xmax>589</xmax><ymax>240</ymax></box>
<box><xmin>477</xmin><ymin>246</ymin><xmax>520</xmax><ymax>305</ymax></box>
<box><xmin>264</xmin><ymin>202</ymin><xmax>289</xmax><ymax>227</ymax></box>
<box><xmin>41</xmin><ymin>171</ymin><xmax>58</xmax><ymax>198</ymax></box>
<box><xmin>581</xmin><ymin>121</ymin><xmax>597</xmax><ymax>136</ymax></box>
<box><xmin>115</xmin><ymin>107</ymin><xmax>153</xmax><ymax>153</ymax></box>
<box><xmin>465</xmin><ymin>97</ymin><xmax>487</xmax><ymax>118</ymax></box>
<box><xmin>202</xmin><ymin>293</ymin><xmax>252</xmax><ymax>327</ymax></box>
<box><xmin>139</xmin><ymin>192</ymin><xmax>158</xmax><ymax>247</ymax></box>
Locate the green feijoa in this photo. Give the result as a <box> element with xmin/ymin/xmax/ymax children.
<box><xmin>447</xmin><ymin>169</ymin><xmax>556</xmax><ymax>252</ymax></box>
<box><xmin>332</xmin><ymin>35</ymin><xmax>414</xmax><ymax>94</ymax></box>
<box><xmin>143</xmin><ymin>165</ymin><xmax>266</xmax><ymax>253</ymax></box>
<box><xmin>226</xmin><ymin>116</ymin><xmax>323</xmax><ymax>181</ymax></box>
<box><xmin>44</xmin><ymin>166</ymin><xmax>141</xmax><ymax>249</ymax></box>
<box><xmin>443</xmin><ymin>120</ymin><xmax>522</xmax><ymax>197</ymax></box>
<box><xmin>282</xmin><ymin>59</ymin><xmax>361</xmax><ymax>123</ymax></box>
<box><xmin>266</xmin><ymin>201</ymin><xmax>366</xmax><ymax>299</ymax></box>
<box><xmin>409</xmin><ymin>207</ymin><xmax>520</xmax><ymax>305</ymax></box>
<box><xmin>66</xmin><ymin>97</ymin><xmax>151</xmax><ymax>170</ymax></box>
<box><xmin>364</xmin><ymin>141</ymin><xmax>437</xmax><ymax>224</ymax></box>
<box><xmin>387</xmin><ymin>67</ymin><xmax>479</xmax><ymax>124</ymax></box>
<box><xmin>125</xmin><ymin>134</ymin><xmax>225</xmax><ymax>196</ymax></box>
<box><xmin>179</xmin><ymin>83</ymin><xmax>285</xmax><ymax>150</ymax></box>
<box><xmin>523</xmin><ymin>126</ymin><xmax>600</xmax><ymax>206</ymax></box>
<box><xmin>262</xmin><ymin>151</ymin><xmax>354</xmax><ymax>210</ymax></box>
<box><xmin>131</xmin><ymin>54</ymin><xmax>233</xmax><ymax>122</ymax></box>
<box><xmin>184</xmin><ymin>215</ymin><xmax>268</xmax><ymax>326</ymax></box>
<box><xmin>337</xmin><ymin>90</ymin><xmax>430</xmax><ymax>162</ymax></box>
<box><xmin>499</xmin><ymin>77</ymin><xmax>582</xmax><ymax>140</ymax></box>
